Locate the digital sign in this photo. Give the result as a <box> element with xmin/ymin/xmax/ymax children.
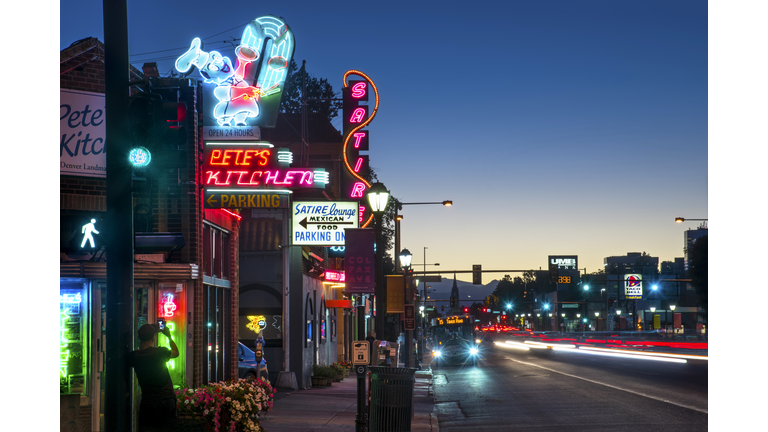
<box><xmin>549</xmin><ymin>255</ymin><xmax>579</xmax><ymax>291</ymax></box>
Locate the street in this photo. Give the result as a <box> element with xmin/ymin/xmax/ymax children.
<box><xmin>432</xmin><ymin>335</ymin><xmax>708</xmax><ymax>432</ymax></box>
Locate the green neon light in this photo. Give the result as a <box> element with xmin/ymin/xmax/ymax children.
<box><xmin>60</xmin><ymin>310</ymin><xmax>70</xmax><ymax>379</ymax></box>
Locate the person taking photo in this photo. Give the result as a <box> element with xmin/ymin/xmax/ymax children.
<box><xmin>129</xmin><ymin>323</ymin><xmax>179</xmax><ymax>431</ymax></box>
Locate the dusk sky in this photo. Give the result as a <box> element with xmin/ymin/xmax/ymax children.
<box><xmin>59</xmin><ymin>0</ymin><xmax>709</xmax><ymax>279</ymax></box>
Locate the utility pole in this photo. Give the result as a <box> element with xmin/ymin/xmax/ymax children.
<box><xmin>103</xmin><ymin>0</ymin><xmax>134</xmax><ymax>430</ymax></box>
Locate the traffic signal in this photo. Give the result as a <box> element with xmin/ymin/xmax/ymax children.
<box><xmin>127</xmin><ymin>95</ymin><xmax>188</xmax><ymax>175</ymax></box>
<box><xmin>463</xmin><ymin>307</ymin><xmax>469</xmax><ymax>313</ymax></box>
<box><xmin>482</xmin><ymin>308</ymin><xmax>487</xmax><ymax>313</ymax></box>
<box><xmin>441</xmin><ymin>306</ymin><xmax>444</xmax><ymax>311</ymax></box>
<box><xmin>473</xmin><ymin>264</ymin><xmax>482</xmax><ymax>285</ymax></box>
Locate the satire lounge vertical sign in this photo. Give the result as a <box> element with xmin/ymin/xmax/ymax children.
<box><xmin>60</xmin><ymin>89</ymin><xmax>107</xmax><ymax>178</ymax></box>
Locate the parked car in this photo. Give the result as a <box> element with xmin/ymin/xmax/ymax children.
<box><xmin>238</xmin><ymin>341</ymin><xmax>268</xmax><ymax>382</ymax></box>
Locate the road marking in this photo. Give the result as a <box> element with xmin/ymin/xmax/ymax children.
<box><xmin>504</xmin><ymin>357</ymin><xmax>708</xmax><ymax>414</ymax></box>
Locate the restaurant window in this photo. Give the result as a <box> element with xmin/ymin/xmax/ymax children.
<box><xmin>203</xmin><ymin>222</ymin><xmax>231</xmax><ymax>280</ymax></box>
<box><xmin>60</xmin><ymin>279</ymin><xmax>90</xmax><ymax>396</ymax></box>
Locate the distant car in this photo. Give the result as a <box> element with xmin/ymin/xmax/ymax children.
<box><xmin>238</xmin><ymin>341</ymin><xmax>268</xmax><ymax>382</ymax></box>
<box><xmin>432</xmin><ymin>337</ymin><xmax>479</xmax><ymax>367</ymax></box>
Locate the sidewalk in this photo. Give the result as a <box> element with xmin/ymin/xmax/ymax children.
<box><xmin>259</xmin><ymin>362</ymin><xmax>437</xmax><ymax>432</ymax></box>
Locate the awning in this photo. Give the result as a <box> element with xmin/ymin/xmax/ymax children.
<box><xmin>326</xmin><ymin>300</ymin><xmax>353</xmax><ymax>308</ymax></box>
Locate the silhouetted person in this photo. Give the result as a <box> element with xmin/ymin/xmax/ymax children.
<box><xmin>129</xmin><ymin>323</ymin><xmax>179</xmax><ymax>431</ymax></box>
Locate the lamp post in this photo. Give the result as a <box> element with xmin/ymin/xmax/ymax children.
<box><xmin>583</xmin><ymin>285</ymin><xmax>589</xmax><ymax>331</ymax></box>
<box><xmin>649</xmin><ymin>306</ymin><xmax>656</xmax><ymax>331</ymax></box>
<box><xmin>675</xmin><ymin>217</ymin><xmax>708</xmax><ymax>223</ymax></box>
<box><xmin>670</xmin><ymin>304</ymin><xmax>677</xmax><ymax>333</ymax></box>
<box><xmin>399</xmin><ymin>248</ymin><xmax>413</xmax><ymax>368</ymax></box>
<box><xmin>367</xmin><ymin>182</ymin><xmax>390</xmax><ymax>341</ymax></box>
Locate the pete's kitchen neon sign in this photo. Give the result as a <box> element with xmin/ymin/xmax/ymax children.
<box><xmin>203</xmin><ymin>143</ymin><xmax>328</xmax><ymax>188</ymax></box>
<box><xmin>342</xmin><ymin>71</ymin><xmax>379</xmax><ymax>228</ymax></box>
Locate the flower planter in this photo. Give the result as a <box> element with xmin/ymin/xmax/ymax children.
<box><xmin>311</xmin><ymin>376</ymin><xmax>327</xmax><ymax>388</ymax></box>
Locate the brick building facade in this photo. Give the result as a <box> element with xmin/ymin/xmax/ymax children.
<box><xmin>60</xmin><ymin>38</ymin><xmax>240</xmax><ymax>431</ymax></box>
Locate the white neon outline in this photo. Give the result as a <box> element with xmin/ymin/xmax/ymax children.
<box><xmin>277</xmin><ymin>150</ymin><xmax>293</xmax><ymax>164</ymax></box>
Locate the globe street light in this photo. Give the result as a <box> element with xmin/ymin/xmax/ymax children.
<box><xmin>670</xmin><ymin>304</ymin><xmax>677</xmax><ymax>333</ymax></box>
<box><xmin>399</xmin><ymin>248</ymin><xmax>413</xmax><ymax>367</ymax></box>
<box><xmin>367</xmin><ymin>182</ymin><xmax>390</xmax><ymax>341</ymax></box>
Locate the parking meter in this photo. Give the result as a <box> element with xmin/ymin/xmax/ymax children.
<box><xmin>254</xmin><ymin>337</ymin><xmax>264</xmax><ymax>363</ymax></box>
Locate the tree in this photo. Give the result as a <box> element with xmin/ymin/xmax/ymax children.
<box><xmin>688</xmin><ymin>235</ymin><xmax>708</xmax><ymax>315</ymax></box>
<box><xmin>280</xmin><ymin>60</ymin><xmax>342</xmax><ymax>123</ymax></box>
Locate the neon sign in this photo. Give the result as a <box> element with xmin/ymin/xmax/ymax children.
<box><xmin>246</xmin><ymin>315</ymin><xmax>268</xmax><ymax>334</ymax></box>
<box><xmin>162</xmin><ymin>293</ymin><xmax>177</xmax><ymax>318</ymax></box>
<box><xmin>203</xmin><ymin>142</ymin><xmax>327</xmax><ymax>189</ymax></box>
<box><xmin>60</xmin><ymin>293</ymin><xmax>82</xmax><ymax>304</ymax></box>
<box><xmin>175</xmin><ymin>16</ymin><xmax>295</xmax><ymax>129</ymax></box>
<box><xmin>60</xmin><ymin>310</ymin><xmax>70</xmax><ymax>379</ymax></box>
<box><xmin>341</xmin><ymin>71</ymin><xmax>380</xmax><ymax>228</ymax></box>
<box><xmin>323</xmin><ymin>270</ymin><xmax>346</xmax><ymax>282</ymax></box>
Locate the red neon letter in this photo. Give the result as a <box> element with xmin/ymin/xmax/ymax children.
<box><xmin>353</xmin><ymin>132</ymin><xmax>366</xmax><ymax>148</ymax></box>
<box><xmin>359</xmin><ymin>206</ymin><xmax>366</xmax><ymax>223</ymax></box>
<box><xmin>300</xmin><ymin>171</ymin><xmax>313</xmax><ymax>185</ymax></box>
<box><xmin>354</xmin><ymin>157</ymin><xmax>363</xmax><ymax>173</ymax></box>
<box><xmin>349</xmin><ymin>108</ymin><xmax>366</xmax><ymax>124</ymax></box>
<box><xmin>248</xmin><ymin>172</ymin><xmax>262</xmax><ymax>185</ymax></box>
<box><xmin>205</xmin><ymin>171</ymin><xmax>225</xmax><ymax>185</ymax></box>
<box><xmin>351</xmin><ymin>82</ymin><xmax>367</xmax><ymax>98</ymax></box>
<box><xmin>350</xmin><ymin>182</ymin><xmax>366</xmax><ymax>198</ymax></box>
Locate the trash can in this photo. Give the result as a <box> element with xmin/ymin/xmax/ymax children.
<box><xmin>368</xmin><ymin>367</ymin><xmax>416</xmax><ymax>432</ymax></box>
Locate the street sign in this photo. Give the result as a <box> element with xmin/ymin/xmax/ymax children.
<box><xmin>562</xmin><ymin>304</ymin><xmax>579</xmax><ymax>308</ymax></box>
<box><xmin>353</xmin><ymin>341</ymin><xmax>370</xmax><ymax>365</ymax></box>
<box><xmin>293</xmin><ymin>201</ymin><xmax>359</xmax><ymax>246</ymax></box>
<box><xmin>204</xmin><ymin>190</ymin><xmax>289</xmax><ymax>209</ymax></box>
<box><xmin>404</xmin><ymin>304</ymin><xmax>415</xmax><ymax>331</ymax></box>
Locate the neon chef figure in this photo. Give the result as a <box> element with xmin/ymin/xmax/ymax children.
<box><xmin>174</xmin><ymin>16</ymin><xmax>293</xmax><ymax>127</ymax></box>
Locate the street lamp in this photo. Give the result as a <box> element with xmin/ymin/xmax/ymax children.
<box><xmin>675</xmin><ymin>217</ymin><xmax>708</xmax><ymax>223</ymax></box>
<box><xmin>670</xmin><ymin>304</ymin><xmax>677</xmax><ymax>333</ymax></box>
<box><xmin>399</xmin><ymin>248</ymin><xmax>413</xmax><ymax>368</ymax></box>
<box><xmin>367</xmin><ymin>182</ymin><xmax>390</xmax><ymax>341</ymax></box>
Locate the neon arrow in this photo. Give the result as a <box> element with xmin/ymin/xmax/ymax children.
<box><xmin>298</xmin><ymin>217</ymin><xmax>355</xmax><ymax>230</ymax></box>
<box><xmin>207</xmin><ymin>194</ymin><xmax>218</xmax><ymax>207</ymax></box>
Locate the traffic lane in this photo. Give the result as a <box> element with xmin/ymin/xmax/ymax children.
<box><xmin>432</xmin><ymin>348</ymin><xmax>707</xmax><ymax>432</ymax></box>
<box><xmin>492</xmin><ymin>341</ymin><xmax>708</xmax><ymax>413</ymax></box>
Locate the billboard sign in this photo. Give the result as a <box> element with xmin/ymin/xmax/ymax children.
<box><xmin>624</xmin><ymin>274</ymin><xmax>643</xmax><ymax>299</ymax></box>
<box><xmin>344</xmin><ymin>229</ymin><xmax>375</xmax><ymax>294</ymax></box>
<box><xmin>549</xmin><ymin>255</ymin><xmax>578</xmax><ymax>291</ymax></box>
<box><xmin>292</xmin><ymin>201</ymin><xmax>359</xmax><ymax>245</ymax></box>
<box><xmin>60</xmin><ymin>89</ymin><xmax>106</xmax><ymax>178</ymax></box>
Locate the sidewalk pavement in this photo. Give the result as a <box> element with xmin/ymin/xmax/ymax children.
<box><xmin>259</xmin><ymin>362</ymin><xmax>437</xmax><ymax>432</ymax></box>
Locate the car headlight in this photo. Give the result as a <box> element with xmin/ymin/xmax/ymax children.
<box><xmin>433</xmin><ymin>350</ymin><xmax>442</xmax><ymax>357</ymax></box>
<box><xmin>469</xmin><ymin>347</ymin><xmax>478</xmax><ymax>356</ymax></box>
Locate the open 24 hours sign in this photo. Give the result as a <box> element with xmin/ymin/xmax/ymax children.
<box><xmin>292</xmin><ymin>201</ymin><xmax>359</xmax><ymax>246</ymax></box>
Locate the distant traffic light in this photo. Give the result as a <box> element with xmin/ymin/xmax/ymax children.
<box><xmin>463</xmin><ymin>307</ymin><xmax>469</xmax><ymax>313</ymax></box>
<box><xmin>473</xmin><ymin>264</ymin><xmax>482</xmax><ymax>285</ymax></box>
<box><xmin>441</xmin><ymin>306</ymin><xmax>444</xmax><ymax>311</ymax></box>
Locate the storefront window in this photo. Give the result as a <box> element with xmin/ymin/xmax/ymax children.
<box><xmin>60</xmin><ymin>280</ymin><xmax>89</xmax><ymax>395</ymax></box>
<box><xmin>158</xmin><ymin>283</ymin><xmax>187</xmax><ymax>389</ymax></box>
